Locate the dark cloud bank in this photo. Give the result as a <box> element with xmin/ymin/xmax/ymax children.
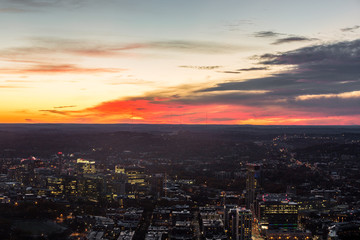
<box><xmin>194</xmin><ymin>39</ymin><xmax>360</xmax><ymax>116</ymax></box>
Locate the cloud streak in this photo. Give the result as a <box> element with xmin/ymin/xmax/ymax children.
<box><xmin>0</xmin><ymin>85</ymin><xmax>28</xmax><ymax>88</ymax></box>
<box><xmin>296</xmin><ymin>91</ymin><xmax>360</xmax><ymax>101</ymax></box>
<box><xmin>54</xmin><ymin>105</ymin><xmax>77</xmax><ymax>109</ymax></box>
<box><xmin>149</xmin><ymin>40</ymin><xmax>246</xmax><ymax>54</ymax></box>
<box><xmin>39</xmin><ymin>109</ymin><xmax>69</xmax><ymax>115</ymax></box>
<box><xmin>253</xmin><ymin>30</ymin><xmax>317</xmax><ymax>45</ymax></box>
<box><xmin>179</xmin><ymin>65</ymin><xmax>221</xmax><ymax>70</ymax></box>
<box><xmin>254</xmin><ymin>31</ymin><xmax>281</xmax><ymax>38</ymax></box>
<box><xmin>4</xmin><ymin>0</ymin><xmax>86</xmax><ymax>9</ymax></box>
<box><xmin>0</xmin><ymin>38</ymin><xmax>248</xmax><ymax>69</ymax></box>
<box><xmin>0</xmin><ymin>7</ymin><xmax>29</xmax><ymax>12</ymax></box>
<box><xmin>237</xmin><ymin>67</ymin><xmax>268</xmax><ymax>71</ymax></box>
<box><xmin>0</xmin><ymin>64</ymin><xmax>124</xmax><ymax>75</ymax></box>
<box><xmin>218</xmin><ymin>71</ymin><xmax>241</xmax><ymax>74</ymax></box>
<box><xmin>272</xmin><ymin>36</ymin><xmax>317</xmax><ymax>45</ymax></box>
<box><xmin>224</xmin><ymin>19</ymin><xmax>254</xmax><ymax>31</ymax></box>
<box><xmin>341</xmin><ymin>25</ymin><xmax>360</xmax><ymax>32</ymax></box>
<box><xmin>1</xmin><ymin>38</ymin><xmax>144</xmax><ymax>59</ymax></box>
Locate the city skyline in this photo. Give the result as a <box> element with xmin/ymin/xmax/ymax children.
<box><xmin>1</xmin><ymin>0</ymin><xmax>360</xmax><ymax>125</ymax></box>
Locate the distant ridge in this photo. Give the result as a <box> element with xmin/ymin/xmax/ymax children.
<box><xmin>0</xmin><ymin>123</ymin><xmax>359</xmax><ymax>134</ymax></box>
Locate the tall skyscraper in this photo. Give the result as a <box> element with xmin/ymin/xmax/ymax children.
<box><xmin>246</xmin><ymin>164</ymin><xmax>262</xmax><ymax>209</ymax></box>
<box><xmin>228</xmin><ymin>208</ymin><xmax>252</xmax><ymax>240</ymax></box>
<box><xmin>150</xmin><ymin>173</ymin><xmax>164</xmax><ymax>200</ymax></box>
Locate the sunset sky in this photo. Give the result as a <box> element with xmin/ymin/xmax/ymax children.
<box><xmin>1</xmin><ymin>0</ymin><xmax>360</xmax><ymax>125</ymax></box>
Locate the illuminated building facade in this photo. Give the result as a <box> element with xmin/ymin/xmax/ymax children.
<box><xmin>76</xmin><ymin>158</ymin><xmax>96</xmax><ymax>175</ymax></box>
<box><xmin>125</xmin><ymin>166</ymin><xmax>145</xmax><ymax>185</ymax></box>
<box><xmin>63</xmin><ymin>176</ymin><xmax>77</xmax><ymax>197</ymax></box>
<box><xmin>103</xmin><ymin>173</ymin><xmax>126</xmax><ymax>201</ymax></box>
<box><xmin>246</xmin><ymin>164</ymin><xmax>262</xmax><ymax>209</ymax></box>
<box><xmin>265</xmin><ymin>229</ymin><xmax>312</xmax><ymax>240</ymax></box>
<box><xmin>228</xmin><ymin>208</ymin><xmax>252</xmax><ymax>240</ymax></box>
<box><xmin>115</xmin><ymin>165</ymin><xmax>125</xmax><ymax>174</ymax></box>
<box><xmin>256</xmin><ymin>194</ymin><xmax>298</xmax><ymax>233</ymax></box>
<box><xmin>46</xmin><ymin>176</ymin><xmax>64</xmax><ymax>197</ymax></box>
<box><xmin>77</xmin><ymin>176</ymin><xmax>103</xmax><ymax>201</ymax></box>
<box><xmin>124</xmin><ymin>166</ymin><xmax>147</xmax><ymax>199</ymax></box>
<box><xmin>46</xmin><ymin>176</ymin><xmax>78</xmax><ymax>197</ymax></box>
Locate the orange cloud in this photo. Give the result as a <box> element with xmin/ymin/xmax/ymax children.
<box><xmin>2</xmin><ymin>97</ymin><xmax>360</xmax><ymax>125</ymax></box>
<box><xmin>39</xmin><ymin>110</ymin><xmax>69</xmax><ymax>115</ymax></box>
<box><xmin>0</xmin><ymin>64</ymin><xmax>125</xmax><ymax>75</ymax></box>
<box><xmin>3</xmin><ymin>96</ymin><xmax>360</xmax><ymax>125</ymax></box>
<box><xmin>42</xmin><ymin>97</ymin><xmax>357</xmax><ymax>125</ymax></box>
<box><xmin>68</xmin><ymin>43</ymin><xmax>146</xmax><ymax>57</ymax></box>
<box><xmin>37</xmin><ymin>98</ymin><xmax>254</xmax><ymax>124</ymax></box>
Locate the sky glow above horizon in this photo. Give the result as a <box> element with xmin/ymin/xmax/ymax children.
<box><xmin>1</xmin><ymin>0</ymin><xmax>360</xmax><ymax>125</ymax></box>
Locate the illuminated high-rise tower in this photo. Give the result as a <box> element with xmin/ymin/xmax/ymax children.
<box><xmin>246</xmin><ymin>164</ymin><xmax>262</xmax><ymax>209</ymax></box>
<box><xmin>228</xmin><ymin>208</ymin><xmax>252</xmax><ymax>240</ymax></box>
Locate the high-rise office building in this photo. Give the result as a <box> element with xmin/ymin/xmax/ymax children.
<box><xmin>224</xmin><ymin>204</ymin><xmax>238</xmax><ymax>229</ymax></box>
<box><xmin>76</xmin><ymin>158</ymin><xmax>96</xmax><ymax>175</ymax></box>
<box><xmin>256</xmin><ymin>194</ymin><xmax>298</xmax><ymax>233</ymax></box>
<box><xmin>246</xmin><ymin>164</ymin><xmax>262</xmax><ymax>209</ymax></box>
<box><xmin>77</xmin><ymin>175</ymin><xmax>103</xmax><ymax>201</ymax></box>
<box><xmin>125</xmin><ymin>166</ymin><xmax>147</xmax><ymax>199</ymax></box>
<box><xmin>150</xmin><ymin>173</ymin><xmax>164</xmax><ymax>200</ymax></box>
<box><xmin>228</xmin><ymin>208</ymin><xmax>252</xmax><ymax>240</ymax></box>
<box><xmin>46</xmin><ymin>176</ymin><xmax>64</xmax><ymax>197</ymax></box>
<box><xmin>125</xmin><ymin>166</ymin><xmax>145</xmax><ymax>185</ymax></box>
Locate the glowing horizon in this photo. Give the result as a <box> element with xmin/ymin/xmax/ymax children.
<box><xmin>1</xmin><ymin>0</ymin><xmax>360</xmax><ymax>125</ymax></box>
